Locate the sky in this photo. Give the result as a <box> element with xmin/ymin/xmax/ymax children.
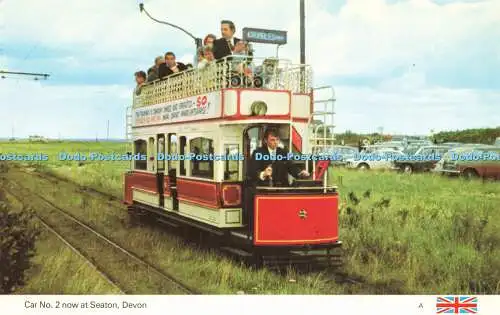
<box><xmin>1</xmin><ymin>0</ymin><xmax>499</xmax><ymax>139</ymax></box>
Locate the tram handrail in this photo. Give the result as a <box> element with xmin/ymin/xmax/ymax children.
<box><xmin>133</xmin><ymin>56</ymin><xmax>313</xmax><ymax>108</ymax></box>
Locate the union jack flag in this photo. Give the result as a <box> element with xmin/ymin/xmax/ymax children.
<box><xmin>436</xmin><ymin>296</ymin><xmax>478</xmax><ymax>314</ymax></box>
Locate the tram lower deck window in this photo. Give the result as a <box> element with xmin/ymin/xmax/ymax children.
<box><xmin>190</xmin><ymin>137</ymin><xmax>214</xmax><ymax>179</ymax></box>
<box><xmin>224</xmin><ymin>144</ymin><xmax>239</xmax><ymax>181</ymax></box>
<box><xmin>134</xmin><ymin>139</ymin><xmax>147</xmax><ymax>170</ymax></box>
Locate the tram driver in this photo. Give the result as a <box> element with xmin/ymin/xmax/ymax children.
<box><xmin>249</xmin><ymin>128</ymin><xmax>310</xmax><ymax>187</ymax></box>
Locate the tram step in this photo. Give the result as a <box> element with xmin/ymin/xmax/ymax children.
<box><xmin>220</xmin><ymin>246</ymin><xmax>253</xmax><ymax>257</ymax></box>
<box><xmin>156</xmin><ymin>218</ymin><xmax>179</xmax><ymax>228</ymax></box>
<box><xmin>230</xmin><ymin>230</ymin><xmax>251</xmax><ymax>240</ymax></box>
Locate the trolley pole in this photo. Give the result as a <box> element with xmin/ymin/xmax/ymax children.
<box><xmin>299</xmin><ymin>0</ymin><xmax>306</xmax><ymax>92</ymax></box>
<box><xmin>139</xmin><ymin>2</ymin><xmax>202</xmax><ymax>50</ymax></box>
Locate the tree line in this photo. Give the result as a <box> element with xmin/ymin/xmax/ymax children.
<box><xmin>432</xmin><ymin>127</ymin><xmax>500</xmax><ymax>145</ymax></box>
<box><xmin>331</xmin><ymin>127</ymin><xmax>500</xmax><ymax>146</ymax></box>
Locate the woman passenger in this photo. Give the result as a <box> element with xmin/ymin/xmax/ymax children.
<box><xmin>203</xmin><ymin>34</ymin><xmax>216</xmax><ymax>48</ymax></box>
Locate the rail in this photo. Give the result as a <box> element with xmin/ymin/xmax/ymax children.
<box><xmin>5</xmin><ymin>173</ymin><xmax>199</xmax><ymax>294</ymax></box>
<box><xmin>133</xmin><ymin>56</ymin><xmax>313</xmax><ymax>108</ymax></box>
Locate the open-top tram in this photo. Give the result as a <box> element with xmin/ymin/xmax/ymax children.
<box><xmin>124</xmin><ymin>55</ymin><xmax>341</xmax><ymax>267</ymax></box>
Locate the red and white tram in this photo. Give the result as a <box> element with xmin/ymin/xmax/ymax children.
<box><xmin>124</xmin><ymin>55</ymin><xmax>341</xmax><ymax>266</ymax></box>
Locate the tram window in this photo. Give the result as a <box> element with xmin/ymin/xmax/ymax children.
<box><xmin>224</xmin><ymin>144</ymin><xmax>239</xmax><ymax>181</ymax></box>
<box><xmin>134</xmin><ymin>139</ymin><xmax>147</xmax><ymax>170</ymax></box>
<box><xmin>148</xmin><ymin>137</ymin><xmax>155</xmax><ymax>172</ymax></box>
<box><xmin>179</xmin><ymin>136</ymin><xmax>187</xmax><ymax>176</ymax></box>
<box><xmin>278</xmin><ymin>127</ymin><xmax>289</xmax><ymax>151</ymax></box>
<box><xmin>168</xmin><ymin>133</ymin><xmax>178</xmax><ymax>171</ymax></box>
<box><xmin>247</xmin><ymin>127</ymin><xmax>260</xmax><ymax>156</ymax></box>
<box><xmin>157</xmin><ymin>134</ymin><xmax>165</xmax><ymax>171</ymax></box>
<box><xmin>190</xmin><ymin>137</ymin><xmax>214</xmax><ymax>179</ymax></box>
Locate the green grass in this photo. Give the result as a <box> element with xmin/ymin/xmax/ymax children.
<box><xmin>16</xmin><ymin>231</ymin><xmax>122</xmax><ymax>294</ymax></box>
<box><xmin>0</xmin><ymin>141</ymin><xmax>129</xmax><ymax>197</ymax></box>
<box><xmin>2</xmin><ymin>140</ymin><xmax>499</xmax><ymax>294</ymax></box>
<box><xmin>329</xmin><ymin>167</ymin><xmax>500</xmax><ymax>294</ymax></box>
<box><xmin>1</xmin><ymin>186</ymin><xmax>122</xmax><ymax>294</ymax></box>
<box><xmin>5</xmin><ymin>160</ymin><xmax>340</xmax><ymax>294</ymax></box>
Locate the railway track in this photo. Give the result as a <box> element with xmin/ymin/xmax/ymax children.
<box><xmin>3</xmin><ymin>180</ymin><xmax>199</xmax><ymax>295</ymax></box>
<box><xmin>26</xmin><ymin>210</ymin><xmax>126</xmax><ymax>294</ymax></box>
<box><xmin>15</xmin><ymin>166</ymin><xmax>121</xmax><ymax>204</ymax></box>
<box><xmin>8</xmin><ymin>166</ymin><xmax>382</xmax><ymax>293</ymax></box>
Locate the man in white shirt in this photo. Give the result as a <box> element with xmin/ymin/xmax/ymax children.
<box><xmin>249</xmin><ymin>128</ymin><xmax>309</xmax><ymax>186</ymax></box>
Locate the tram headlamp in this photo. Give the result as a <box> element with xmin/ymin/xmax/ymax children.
<box><xmin>250</xmin><ymin>101</ymin><xmax>267</xmax><ymax>116</ymax></box>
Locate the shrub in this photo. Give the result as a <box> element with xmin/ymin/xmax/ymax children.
<box><xmin>0</xmin><ymin>162</ymin><xmax>8</xmax><ymax>173</ymax></box>
<box><xmin>0</xmin><ymin>201</ymin><xmax>40</xmax><ymax>293</ymax></box>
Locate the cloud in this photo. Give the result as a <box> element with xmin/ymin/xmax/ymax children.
<box><xmin>0</xmin><ymin>80</ymin><xmax>130</xmax><ymax>139</ymax></box>
<box><xmin>4</xmin><ymin>0</ymin><xmax>500</xmax><ymax>79</ymax></box>
<box><xmin>1</xmin><ymin>0</ymin><xmax>499</xmax><ymax>138</ymax></box>
<box><xmin>304</xmin><ymin>0</ymin><xmax>500</xmax><ymax>80</ymax></box>
<box><xmin>335</xmin><ymin>83</ymin><xmax>500</xmax><ymax>134</ymax></box>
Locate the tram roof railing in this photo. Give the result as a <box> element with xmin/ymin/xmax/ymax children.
<box><xmin>133</xmin><ymin>56</ymin><xmax>313</xmax><ymax>108</ymax></box>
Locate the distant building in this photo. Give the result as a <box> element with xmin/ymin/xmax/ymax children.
<box><xmin>28</xmin><ymin>135</ymin><xmax>48</xmax><ymax>143</ymax></box>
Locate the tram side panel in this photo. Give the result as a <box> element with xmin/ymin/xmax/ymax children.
<box><xmin>124</xmin><ymin>171</ymin><xmax>165</xmax><ymax>208</ymax></box>
<box><xmin>253</xmin><ymin>192</ymin><xmax>339</xmax><ymax>246</ymax></box>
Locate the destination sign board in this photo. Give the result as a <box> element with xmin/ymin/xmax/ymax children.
<box><xmin>242</xmin><ymin>27</ymin><xmax>287</xmax><ymax>45</ymax></box>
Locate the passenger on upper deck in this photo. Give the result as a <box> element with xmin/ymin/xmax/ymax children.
<box><xmin>203</xmin><ymin>34</ymin><xmax>216</xmax><ymax>48</ymax></box>
<box><xmin>231</xmin><ymin>40</ymin><xmax>253</xmax><ymax>75</ymax></box>
<box><xmin>213</xmin><ymin>20</ymin><xmax>251</xmax><ymax>60</ymax></box>
<box><xmin>147</xmin><ymin>56</ymin><xmax>164</xmax><ymax>82</ymax></box>
<box><xmin>158</xmin><ymin>52</ymin><xmax>188</xmax><ymax>79</ymax></box>
<box><xmin>197</xmin><ymin>46</ymin><xmax>215</xmax><ymax>70</ymax></box>
<box><xmin>196</xmin><ymin>47</ymin><xmax>204</xmax><ymax>63</ymax></box>
<box><xmin>134</xmin><ymin>71</ymin><xmax>146</xmax><ymax>96</ymax></box>
<box><xmin>147</xmin><ymin>67</ymin><xmax>156</xmax><ymax>82</ymax></box>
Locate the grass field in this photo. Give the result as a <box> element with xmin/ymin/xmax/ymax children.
<box><xmin>330</xmin><ymin>167</ymin><xmax>500</xmax><ymax>294</ymax></box>
<box><xmin>1</xmin><ymin>186</ymin><xmax>121</xmax><ymax>294</ymax></box>
<box><xmin>3</xmin><ymin>169</ymin><xmax>337</xmax><ymax>294</ymax></box>
<box><xmin>1</xmin><ymin>140</ymin><xmax>499</xmax><ymax>294</ymax></box>
<box><xmin>0</xmin><ymin>141</ymin><xmax>129</xmax><ymax>197</ymax></box>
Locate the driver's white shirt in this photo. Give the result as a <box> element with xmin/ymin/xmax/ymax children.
<box><xmin>259</xmin><ymin>146</ymin><xmax>276</xmax><ymax>180</ymax></box>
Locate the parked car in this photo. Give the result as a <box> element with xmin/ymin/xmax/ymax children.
<box><xmin>317</xmin><ymin>145</ymin><xmax>358</xmax><ymax>165</ymax></box>
<box><xmin>407</xmin><ymin>139</ymin><xmax>433</xmax><ymax>146</ymax></box>
<box><xmin>433</xmin><ymin>147</ymin><xmax>460</xmax><ymax>173</ymax></box>
<box><xmin>392</xmin><ymin>145</ymin><xmax>452</xmax><ymax>173</ymax></box>
<box><xmin>441</xmin><ymin>142</ymin><xmax>463</xmax><ymax>147</ymax></box>
<box><xmin>345</xmin><ymin>149</ymin><xmax>406</xmax><ymax>170</ymax></box>
<box><xmin>363</xmin><ymin>144</ymin><xmax>405</xmax><ymax>152</ymax></box>
<box><xmin>495</xmin><ymin>137</ymin><xmax>500</xmax><ymax>146</ymax></box>
<box><xmin>439</xmin><ymin>145</ymin><xmax>500</xmax><ymax>179</ymax></box>
<box><xmin>402</xmin><ymin>145</ymin><xmax>423</xmax><ymax>155</ymax></box>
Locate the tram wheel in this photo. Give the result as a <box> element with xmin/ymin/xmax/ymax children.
<box><xmin>127</xmin><ymin>205</ymin><xmax>146</xmax><ymax>227</ymax></box>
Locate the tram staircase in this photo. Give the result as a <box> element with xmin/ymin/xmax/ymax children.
<box><xmin>309</xmin><ymin>86</ymin><xmax>336</xmax><ymax>183</ymax></box>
